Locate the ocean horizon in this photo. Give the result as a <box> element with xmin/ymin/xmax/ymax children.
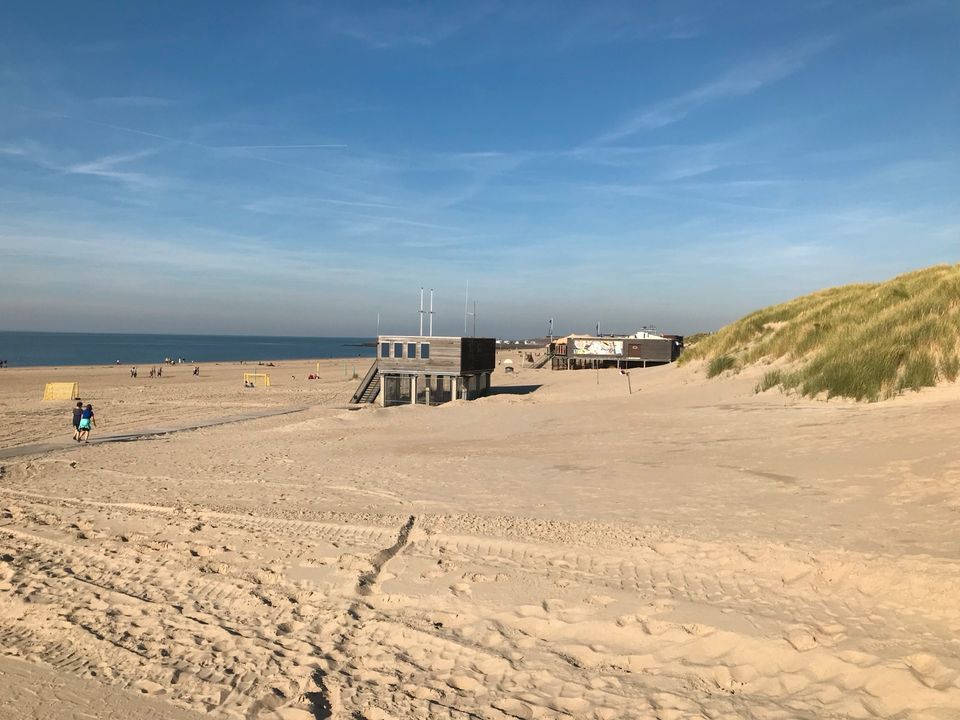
<box><xmin>0</xmin><ymin>331</ymin><xmax>377</xmax><ymax>368</ymax></box>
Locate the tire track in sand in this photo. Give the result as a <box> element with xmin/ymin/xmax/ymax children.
<box><xmin>310</xmin><ymin>514</ymin><xmax>417</xmax><ymax>719</ymax></box>
<box><xmin>4</xmin><ymin>488</ymin><xmax>960</xmax><ymax>718</ymax></box>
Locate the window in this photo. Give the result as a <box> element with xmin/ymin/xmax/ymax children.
<box><xmin>380</xmin><ymin>342</ymin><xmax>390</xmax><ymax>358</ymax></box>
<box><xmin>394</xmin><ymin>342</ymin><xmax>403</xmax><ymax>358</ymax></box>
<box><xmin>420</xmin><ymin>343</ymin><xmax>430</xmax><ymax>359</ymax></box>
<box><xmin>407</xmin><ymin>343</ymin><xmax>417</xmax><ymax>359</ymax></box>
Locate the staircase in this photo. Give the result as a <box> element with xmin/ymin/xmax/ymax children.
<box><xmin>532</xmin><ymin>352</ymin><xmax>554</xmax><ymax>369</ymax></box>
<box><xmin>350</xmin><ymin>362</ymin><xmax>381</xmax><ymax>404</ymax></box>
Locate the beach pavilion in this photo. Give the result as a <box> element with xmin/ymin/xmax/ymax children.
<box><xmin>351</xmin><ymin>335</ymin><xmax>496</xmax><ymax>407</ymax></box>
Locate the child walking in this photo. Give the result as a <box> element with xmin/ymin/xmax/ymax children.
<box><xmin>77</xmin><ymin>404</ymin><xmax>96</xmax><ymax>442</ymax></box>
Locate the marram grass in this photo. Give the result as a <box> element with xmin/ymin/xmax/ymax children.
<box><xmin>680</xmin><ymin>264</ymin><xmax>960</xmax><ymax>401</ymax></box>
<box><xmin>706</xmin><ymin>355</ymin><xmax>737</xmax><ymax>378</ymax></box>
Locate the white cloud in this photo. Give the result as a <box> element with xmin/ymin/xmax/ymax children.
<box><xmin>93</xmin><ymin>95</ymin><xmax>175</xmax><ymax>107</ymax></box>
<box><xmin>594</xmin><ymin>36</ymin><xmax>836</xmax><ymax>144</ymax></box>
<box><xmin>210</xmin><ymin>143</ymin><xmax>347</xmax><ymax>150</ymax></box>
<box><xmin>318</xmin><ymin>3</ymin><xmax>491</xmax><ymax>49</ymax></box>
<box><xmin>63</xmin><ymin>148</ymin><xmax>159</xmax><ymax>187</ymax></box>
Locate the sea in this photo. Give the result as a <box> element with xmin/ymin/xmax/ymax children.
<box><xmin>0</xmin><ymin>331</ymin><xmax>376</xmax><ymax>368</ymax></box>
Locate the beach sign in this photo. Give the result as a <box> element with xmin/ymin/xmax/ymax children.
<box><xmin>42</xmin><ymin>382</ymin><xmax>80</xmax><ymax>401</ymax></box>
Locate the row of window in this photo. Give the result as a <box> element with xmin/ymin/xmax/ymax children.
<box><xmin>380</xmin><ymin>341</ymin><xmax>430</xmax><ymax>360</ymax></box>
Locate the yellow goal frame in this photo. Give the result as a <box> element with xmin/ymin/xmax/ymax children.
<box><xmin>42</xmin><ymin>382</ymin><xmax>80</xmax><ymax>401</ymax></box>
<box><xmin>243</xmin><ymin>373</ymin><xmax>270</xmax><ymax>387</ymax></box>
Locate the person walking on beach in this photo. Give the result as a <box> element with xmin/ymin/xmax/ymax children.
<box><xmin>193</xmin><ymin>366</ymin><xmax>200</xmax><ymax>376</ymax></box>
<box><xmin>77</xmin><ymin>404</ymin><xmax>96</xmax><ymax>442</ymax></box>
<box><xmin>71</xmin><ymin>400</ymin><xmax>83</xmax><ymax>441</ymax></box>
<box><xmin>157</xmin><ymin>366</ymin><xmax>162</xmax><ymax>378</ymax></box>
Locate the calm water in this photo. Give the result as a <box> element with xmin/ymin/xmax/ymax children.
<box><xmin>0</xmin><ymin>332</ymin><xmax>375</xmax><ymax>367</ymax></box>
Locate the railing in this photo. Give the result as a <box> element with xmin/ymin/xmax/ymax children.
<box><xmin>350</xmin><ymin>361</ymin><xmax>379</xmax><ymax>404</ymax></box>
<box><xmin>532</xmin><ymin>353</ymin><xmax>554</xmax><ymax>369</ymax></box>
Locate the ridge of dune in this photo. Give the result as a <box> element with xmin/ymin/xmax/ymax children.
<box><xmin>681</xmin><ymin>263</ymin><xmax>960</xmax><ymax>401</ymax></box>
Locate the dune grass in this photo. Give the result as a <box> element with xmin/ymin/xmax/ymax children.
<box><xmin>683</xmin><ymin>332</ymin><xmax>712</xmax><ymax>349</ymax></box>
<box><xmin>706</xmin><ymin>355</ymin><xmax>737</xmax><ymax>378</ymax></box>
<box><xmin>680</xmin><ymin>264</ymin><xmax>960</xmax><ymax>401</ymax></box>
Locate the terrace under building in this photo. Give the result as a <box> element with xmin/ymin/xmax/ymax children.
<box><xmin>351</xmin><ymin>335</ymin><xmax>497</xmax><ymax>407</ymax></box>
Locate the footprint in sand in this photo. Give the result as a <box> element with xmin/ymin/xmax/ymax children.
<box><xmin>450</xmin><ymin>582</ymin><xmax>472</xmax><ymax>598</ymax></box>
<box><xmin>904</xmin><ymin>653</ymin><xmax>959</xmax><ymax>690</ymax></box>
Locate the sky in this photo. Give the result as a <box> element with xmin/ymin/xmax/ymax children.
<box><xmin>1</xmin><ymin>1</ymin><xmax>958</xmax><ymax>338</ymax></box>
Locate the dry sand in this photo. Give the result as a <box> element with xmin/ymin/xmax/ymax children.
<box><xmin>1</xmin><ymin>353</ymin><xmax>959</xmax><ymax>719</ymax></box>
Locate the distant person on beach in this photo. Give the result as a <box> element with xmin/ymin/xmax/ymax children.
<box><xmin>157</xmin><ymin>366</ymin><xmax>162</xmax><ymax>377</ymax></box>
<box><xmin>71</xmin><ymin>401</ymin><xmax>83</xmax><ymax>441</ymax></box>
<box><xmin>77</xmin><ymin>404</ymin><xmax>96</xmax><ymax>442</ymax></box>
<box><xmin>193</xmin><ymin>366</ymin><xmax>200</xmax><ymax>376</ymax></box>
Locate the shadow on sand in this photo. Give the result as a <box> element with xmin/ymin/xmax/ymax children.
<box><xmin>487</xmin><ymin>384</ymin><xmax>542</xmax><ymax>396</ymax></box>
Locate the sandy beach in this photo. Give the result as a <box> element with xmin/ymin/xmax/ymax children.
<box><xmin>2</xmin><ymin>355</ymin><xmax>959</xmax><ymax>719</ymax></box>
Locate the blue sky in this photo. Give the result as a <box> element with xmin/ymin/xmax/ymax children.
<box><xmin>1</xmin><ymin>1</ymin><xmax>957</xmax><ymax>337</ymax></box>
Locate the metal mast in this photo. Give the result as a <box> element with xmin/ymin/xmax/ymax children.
<box><xmin>419</xmin><ymin>287</ymin><xmax>424</xmax><ymax>336</ymax></box>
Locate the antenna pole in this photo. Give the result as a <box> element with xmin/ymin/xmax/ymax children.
<box><xmin>473</xmin><ymin>300</ymin><xmax>477</xmax><ymax>337</ymax></box>
<box><xmin>464</xmin><ymin>281</ymin><xmax>469</xmax><ymax>335</ymax></box>
<box><xmin>419</xmin><ymin>287</ymin><xmax>424</xmax><ymax>336</ymax></box>
<box><xmin>429</xmin><ymin>289</ymin><xmax>434</xmax><ymax>336</ymax></box>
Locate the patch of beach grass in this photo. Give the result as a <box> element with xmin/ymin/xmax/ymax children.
<box><xmin>681</xmin><ymin>264</ymin><xmax>960</xmax><ymax>401</ymax></box>
<box><xmin>706</xmin><ymin>355</ymin><xmax>737</xmax><ymax>378</ymax></box>
<box><xmin>755</xmin><ymin>369</ymin><xmax>783</xmax><ymax>394</ymax></box>
<box><xmin>683</xmin><ymin>332</ymin><xmax>711</xmax><ymax>349</ymax></box>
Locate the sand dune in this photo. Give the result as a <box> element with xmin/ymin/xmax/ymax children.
<box><xmin>2</xmin><ymin>356</ymin><xmax>960</xmax><ymax>718</ymax></box>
